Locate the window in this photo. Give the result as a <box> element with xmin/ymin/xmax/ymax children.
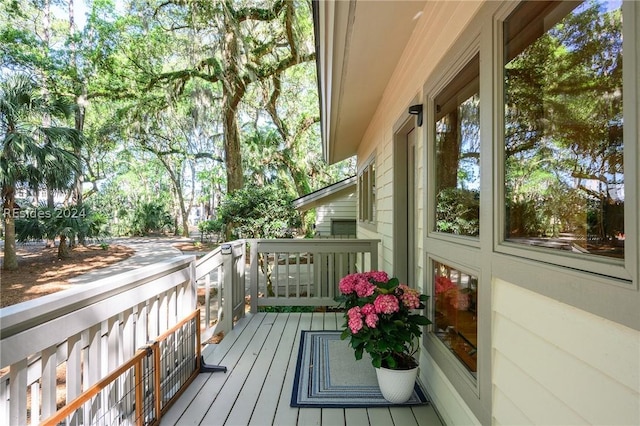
<box><xmin>434</xmin><ymin>54</ymin><xmax>480</xmax><ymax>237</ymax></box>
<box><xmin>331</xmin><ymin>219</ymin><xmax>356</xmax><ymax>236</ymax></box>
<box><xmin>358</xmin><ymin>157</ymin><xmax>376</xmax><ymax>223</ymax></box>
<box><xmin>433</xmin><ymin>261</ymin><xmax>478</xmax><ymax>376</ymax></box>
<box><xmin>503</xmin><ymin>1</ymin><xmax>624</xmax><ymax>260</ymax></box>
<box><xmin>421</xmin><ymin>2</ymin><xmax>636</xmax><ymax>423</ymax></box>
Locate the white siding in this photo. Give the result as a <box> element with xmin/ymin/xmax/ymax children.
<box><xmin>493</xmin><ymin>280</ymin><xmax>640</xmax><ymax>425</ymax></box>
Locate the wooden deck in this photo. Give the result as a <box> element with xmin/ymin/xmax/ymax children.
<box><xmin>162</xmin><ymin>312</ymin><xmax>444</xmax><ymax>426</ymax></box>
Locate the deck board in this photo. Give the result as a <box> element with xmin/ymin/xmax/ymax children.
<box><xmin>162</xmin><ymin>312</ymin><xmax>444</xmax><ymax>425</ymax></box>
<box><xmin>225</xmin><ymin>314</ymin><xmax>289</xmax><ymax>425</ymax></box>
<box><xmin>249</xmin><ymin>314</ymin><xmax>302</xmax><ymax>426</ymax></box>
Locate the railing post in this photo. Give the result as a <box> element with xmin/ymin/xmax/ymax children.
<box><xmin>221</xmin><ymin>244</ymin><xmax>234</xmax><ymax>333</ymax></box>
<box><xmin>152</xmin><ymin>342</ymin><xmax>161</xmax><ymax>423</ymax></box>
<box><xmin>135</xmin><ymin>354</ymin><xmax>144</xmax><ymax>426</ymax></box>
<box><xmin>249</xmin><ymin>240</ymin><xmax>259</xmax><ymax>313</ymax></box>
<box><xmin>370</xmin><ymin>240</ymin><xmax>378</xmax><ymax>270</ymax></box>
<box><xmin>9</xmin><ymin>359</ymin><xmax>27</xmax><ymax>426</ymax></box>
<box><xmin>189</xmin><ymin>259</ymin><xmax>198</xmax><ymax>316</ymax></box>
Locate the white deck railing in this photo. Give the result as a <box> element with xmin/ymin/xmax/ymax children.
<box><xmin>0</xmin><ymin>238</ymin><xmax>379</xmax><ymax>425</ymax></box>
<box><xmin>248</xmin><ymin>238</ymin><xmax>379</xmax><ymax>311</ymax></box>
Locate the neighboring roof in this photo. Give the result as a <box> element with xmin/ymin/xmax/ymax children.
<box><xmin>292</xmin><ymin>176</ymin><xmax>357</xmax><ymax>211</ymax></box>
<box><xmin>312</xmin><ymin>0</ymin><xmax>427</xmax><ymax>164</ymax></box>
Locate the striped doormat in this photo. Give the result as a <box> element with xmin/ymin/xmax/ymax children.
<box><xmin>290</xmin><ymin>330</ymin><xmax>429</xmax><ymax>408</ymax></box>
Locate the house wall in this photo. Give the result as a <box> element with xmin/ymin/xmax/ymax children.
<box><xmin>314</xmin><ymin>192</ymin><xmax>356</xmax><ymax>236</ymax></box>
<box><xmin>355</xmin><ymin>1</ymin><xmax>640</xmax><ymax>425</ymax></box>
<box><xmin>493</xmin><ymin>279</ymin><xmax>640</xmax><ymax>425</ymax></box>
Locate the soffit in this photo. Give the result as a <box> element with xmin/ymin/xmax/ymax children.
<box><xmin>315</xmin><ymin>0</ymin><xmax>427</xmax><ymax>164</ymax></box>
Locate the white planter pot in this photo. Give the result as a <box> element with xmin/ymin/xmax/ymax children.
<box><xmin>375</xmin><ymin>365</ymin><xmax>419</xmax><ymax>404</ymax></box>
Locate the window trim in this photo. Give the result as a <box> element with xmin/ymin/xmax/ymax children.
<box><xmin>427</xmin><ymin>42</ymin><xmax>482</xmax><ymax>249</ymax></box>
<box><xmin>426</xmin><ymin>255</ymin><xmax>481</xmax><ymax>387</ymax></box>
<box><xmin>433</xmin><ymin>53</ymin><xmax>481</xmax><ymax>240</ymax></box>
<box><xmin>358</xmin><ymin>153</ymin><xmax>377</xmax><ymax>228</ymax></box>
<box><xmin>423</xmin><ymin>33</ymin><xmax>488</xmax><ymax>422</ymax></box>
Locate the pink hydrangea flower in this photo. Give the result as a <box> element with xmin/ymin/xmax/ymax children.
<box><xmin>347</xmin><ymin>306</ymin><xmax>363</xmax><ymax>333</ymax></box>
<box><xmin>348</xmin><ymin>306</ymin><xmax>361</xmax><ymax>318</ymax></box>
<box><xmin>365</xmin><ymin>313</ymin><xmax>379</xmax><ymax>328</ymax></box>
<box><xmin>361</xmin><ymin>303</ymin><xmax>376</xmax><ymax>315</ymax></box>
<box><xmin>365</xmin><ymin>271</ymin><xmax>389</xmax><ymax>283</ymax></box>
<box><xmin>348</xmin><ymin>316</ymin><xmax>363</xmax><ymax>333</ymax></box>
<box><xmin>374</xmin><ymin>294</ymin><xmax>399</xmax><ymax>314</ymax></box>
<box><xmin>339</xmin><ymin>273</ymin><xmax>359</xmax><ymax>294</ymax></box>
<box><xmin>397</xmin><ymin>284</ymin><xmax>420</xmax><ymax>309</ymax></box>
<box><xmin>355</xmin><ymin>278</ymin><xmax>376</xmax><ymax>297</ymax></box>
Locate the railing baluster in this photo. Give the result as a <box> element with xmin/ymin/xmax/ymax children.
<box><xmin>295</xmin><ymin>253</ymin><xmax>308</xmax><ymax>294</ymax></box>
<box><xmin>234</xmin><ymin>249</ymin><xmax>243</xmax><ymax>317</ymax></box>
<box><xmin>122</xmin><ymin>309</ymin><xmax>135</xmax><ymax>363</ymax></box>
<box><xmin>148</xmin><ymin>297</ymin><xmax>159</xmax><ymax>342</ymax></box>
<box><xmin>67</xmin><ymin>333</ymin><xmax>82</xmax><ymax>402</ymax></box>
<box><xmin>1</xmin><ymin>376</ymin><xmax>10</xmax><ymax>425</ymax></box>
<box><xmin>159</xmin><ymin>292</ymin><xmax>169</xmax><ymax>335</ymax></box>
<box><xmin>87</xmin><ymin>325</ymin><xmax>101</xmax><ymax>387</ymax></box>
<box><xmin>40</xmin><ymin>345</ymin><xmax>57</xmax><ymax>419</ymax></box>
<box><xmin>29</xmin><ymin>380</ymin><xmax>39</xmax><ymax>425</ymax></box>
<box><xmin>287</xmin><ymin>252</ymin><xmax>292</xmax><ymax>298</ymax></box>
<box><xmin>9</xmin><ymin>359</ymin><xmax>27</xmax><ymax>426</ymax></box>
<box><xmin>168</xmin><ymin>287</ymin><xmax>177</xmax><ymax>329</ymax></box>
<box><xmin>107</xmin><ymin>317</ymin><xmax>119</xmax><ymax>374</ymax></box>
<box><xmin>204</xmin><ymin>274</ymin><xmax>211</xmax><ymax>330</ymax></box>
<box><xmin>308</xmin><ymin>251</ymin><xmax>312</xmax><ymax>299</ymax></box>
<box><xmin>136</xmin><ymin>302</ymin><xmax>148</xmax><ymax>349</ymax></box>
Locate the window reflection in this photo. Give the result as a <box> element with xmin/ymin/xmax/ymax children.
<box><xmin>434</xmin><ymin>54</ymin><xmax>480</xmax><ymax>237</ymax></box>
<box><xmin>433</xmin><ymin>261</ymin><xmax>477</xmax><ymax>375</ymax></box>
<box><xmin>504</xmin><ymin>0</ymin><xmax>624</xmax><ymax>259</ymax></box>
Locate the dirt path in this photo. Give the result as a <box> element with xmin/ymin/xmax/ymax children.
<box><xmin>1</xmin><ymin>236</ymin><xmax>217</xmax><ymax>308</ymax></box>
<box><xmin>0</xmin><ymin>244</ymin><xmax>135</xmax><ymax>307</ymax></box>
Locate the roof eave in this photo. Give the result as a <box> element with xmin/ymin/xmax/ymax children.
<box><xmin>312</xmin><ymin>0</ymin><xmax>427</xmax><ymax>165</ymax></box>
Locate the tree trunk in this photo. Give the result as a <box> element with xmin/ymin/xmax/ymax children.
<box><xmin>282</xmin><ymin>151</ymin><xmax>311</xmax><ymax>197</ymax></box>
<box><xmin>44</xmin><ymin>0</ymin><xmax>55</xmax><ymax>249</ymax></box>
<box><xmin>181</xmin><ymin>216</ymin><xmax>189</xmax><ymax>237</ymax></box>
<box><xmin>264</xmin><ymin>75</ymin><xmax>315</xmax><ymax>198</ymax></box>
<box><xmin>58</xmin><ymin>234</ymin><xmax>71</xmax><ymax>259</ymax></box>
<box><xmin>2</xmin><ymin>187</ymin><xmax>19</xmax><ymax>270</ymax></box>
<box><xmin>161</xmin><ymin>159</ymin><xmax>190</xmax><ymax>238</ymax></box>
<box><xmin>223</xmin><ymin>106</ymin><xmax>244</xmax><ymax>193</ymax></box>
<box><xmin>437</xmin><ymin>113</ymin><xmax>460</xmax><ymax>193</ymax></box>
<box><xmin>221</xmin><ymin>6</ymin><xmax>245</xmax><ymax>194</ymax></box>
<box><xmin>70</xmin><ymin>0</ymin><xmax>86</xmax><ymax>246</ymax></box>
<box><xmin>45</xmin><ymin>188</ymin><xmax>56</xmax><ymax>248</ymax></box>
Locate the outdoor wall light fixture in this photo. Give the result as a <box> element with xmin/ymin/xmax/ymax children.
<box><xmin>408</xmin><ymin>104</ymin><xmax>423</xmax><ymax>127</ymax></box>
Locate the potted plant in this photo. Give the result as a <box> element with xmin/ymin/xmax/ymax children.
<box><xmin>335</xmin><ymin>271</ymin><xmax>431</xmax><ymax>403</ymax></box>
